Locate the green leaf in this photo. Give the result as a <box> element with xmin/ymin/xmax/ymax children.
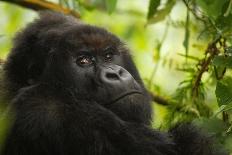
<box><xmin>213</xmin><ymin>56</ymin><xmax>232</xmax><ymax>68</ymax></box>
<box><xmin>226</xmin><ymin>46</ymin><xmax>232</xmax><ymax>54</ymax></box>
<box><xmin>196</xmin><ymin>0</ymin><xmax>228</xmax><ymax>19</ymax></box>
<box><xmin>213</xmin><ymin>56</ymin><xmax>226</xmax><ymax>66</ymax></box>
<box><xmin>147</xmin><ymin>0</ymin><xmax>176</xmax><ymax>24</ymax></box>
<box><xmin>147</xmin><ymin>0</ymin><xmax>161</xmax><ymax>19</ymax></box>
<box><xmin>223</xmin><ymin>0</ymin><xmax>232</xmax><ymax>17</ymax></box>
<box><xmin>215</xmin><ymin>14</ymin><xmax>232</xmax><ymax>33</ymax></box>
<box><xmin>105</xmin><ymin>0</ymin><xmax>117</xmax><ymax>14</ymax></box>
<box><xmin>215</xmin><ymin>77</ymin><xmax>232</xmax><ymax>106</ymax></box>
<box><xmin>183</xmin><ymin>10</ymin><xmax>190</xmax><ymax>57</ymax></box>
<box><xmin>224</xmin><ymin>136</ymin><xmax>232</xmax><ymax>152</ymax></box>
<box><xmin>214</xmin><ymin>104</ymin><xmax>232</xmax><ymax>116</ymax></box>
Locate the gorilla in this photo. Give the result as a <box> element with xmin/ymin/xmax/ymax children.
<box><xmin>0</xmin><ymin>12</ymin><xmax>227</xmax><ymax>155</ymax></box>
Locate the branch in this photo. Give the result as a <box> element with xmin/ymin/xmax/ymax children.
<box><xmin>149</xmin><ymin>92</ymin><xmax>170</xmax><ymax>106</ymax></box>
<box><xmin>182</xmin><ymin>0</ymin><xmax>207</xmax><ymax>23</ymax></box>
<box><xmin>0</xmin><ymin>0</ymin><xmax>80</xmax><ymax>18</ymax></box>
<box><xmin>191</xmin><ymin>38</ymin><xmax>221</xmax><ymax>97</ymax></box>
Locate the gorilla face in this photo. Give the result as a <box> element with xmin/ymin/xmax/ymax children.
<box><xmin>4</xmin><ymin>13</ymin><xmax>152</xmax><ymax>124</ymax></box>
<box><xmin>40</xmin><ymin>25</ymin><xmax>152</xmax><ymax>124</ymax></box>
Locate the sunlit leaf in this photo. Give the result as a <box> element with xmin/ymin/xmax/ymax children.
<box><xmin>153</xmin><ymin>40</ymin><xmax>161</xmax><ymax>61</ymax></box>
<box><xmin>147</xmin><ymin>0</ymin><xmax>161</xmax><ymax>19</ymax></box>
<box><xmin>105</xmin><ymin>0</ymin><xmax>117</xmax><ymax>14</ymax></box>
<box><xmin>196</xmin><ymin>0</ymin><xmax>228</xmax><ymax>19</ymax></box>
<box><xmin>214</xmin><ymin>104</ymin><xmax>232</xmax><ymax>116</ymax></box>
<box><xmin>147</xmin><ymin>0</ymin><xmax>176</xmax><ymax>24</ymax></box>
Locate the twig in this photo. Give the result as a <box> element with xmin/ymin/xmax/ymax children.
<box><xmin>0</xmin><ymin>0</ymin><xmax>80</xmax><ymax>18</ymax></box>
<box><xmin>149</xmin><ymin>92</ymin><xmax>170</xmax><ymax>106</ymax></box>
<box><xmin>191</xmin><ymin>38</ymin><xmax>221</xmax><ymax>97</ymax></box>
<box><xmin>182</xmin><ymin>0</ymin><xmax>207</xmax><ymax>23</ymax></box>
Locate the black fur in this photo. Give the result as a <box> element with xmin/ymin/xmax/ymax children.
<box><xmin>1</xmin><ymin>12</ymin><xmax>228</xmax><ymax>155</ymax></box>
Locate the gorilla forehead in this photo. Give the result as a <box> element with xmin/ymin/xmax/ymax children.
<box><xmin>60</xmin><ymin>25</ymin><xmax>122</xmax><ymax>53</ymax></box>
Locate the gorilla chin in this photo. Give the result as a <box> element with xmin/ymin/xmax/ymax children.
<box><xmin>108</xmin><ymin>90</ymin><xmax>143</xmax><ymax>105</ymax></box>
<box><xmin>105</xmin><ymin>92</ymin><xmax>152</xmax><ymax>125</ymax></box>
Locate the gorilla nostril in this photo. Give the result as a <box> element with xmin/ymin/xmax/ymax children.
<box><xmin>119</xmin><ymin>69</ymin><xmax>123</xmax><ymax>76</ymax></box>
<box><xmin>106</xmin><ymin>72</ymin><xmax>119</xmax><ymax>80</ymax></box>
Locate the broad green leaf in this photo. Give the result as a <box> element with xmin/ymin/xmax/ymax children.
<box><xmin>147</xmin><ymin>0</ymin><xmax>161</xmax><ymax>19</ymax></box>
<box><xmin>215</xmin><ymin>77</ymin><xmax>232</xmax><ymax>106</ymax></box>
<box><xmin>105</xmin><ymin>0</ymin><xmax>117</xmax><ymax>14</ymax></box>
<box><xmin>196</xmin><ymin>0</ymin><xmax>228</xmax><ymax>19</ymax></box>
<box><xmin>213</xmin><ymin>56</ymin><xmax>227</xmax><ymax>66</ymax></box>
<box><xmin>213</xmin><ymin>56</ymin><xmax>232</xmax><ymax>68</ymax></box>
<box><xmin>147</xmin><ymin>0</ymin><xmax>176</xmax><ymax>24</ymax></box>
<box><xmin>215</xmin><ymin>14</ymin><xmax>232</xmax><ymax>33</ymax></box>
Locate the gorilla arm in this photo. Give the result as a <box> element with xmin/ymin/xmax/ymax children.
<box><xmin>2</xmin><ymin>85</ymin><xmax>176</xmax><ymax>155</ymax></box>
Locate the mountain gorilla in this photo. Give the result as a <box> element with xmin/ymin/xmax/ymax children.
<box><xmin>1</xmin><ymin>12</ymin><xmax>227</xmax><ymax>155</ymax></box>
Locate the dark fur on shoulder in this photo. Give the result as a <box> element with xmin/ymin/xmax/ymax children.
<box><xmin>1</xmin><ymin>11</ymin><xmax>228</xmax><ymax>155</ymax></box>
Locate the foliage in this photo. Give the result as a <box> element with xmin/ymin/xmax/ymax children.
<box><xmin>0</xmin><ymin>0</ymin><xmax>232</xmax><ymax>153</ymax></box>
<box><xmin>146</xmin><ymin>0</ymin><xmax>232</xmax><ymax>152</ymax></box>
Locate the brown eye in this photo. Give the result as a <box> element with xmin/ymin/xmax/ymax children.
<box><xmin>77</xmin><ymin>55</ymin><xmax>94</xmax><ymax>66</ymax></box>
<box><xmin>105</xmin><ymin>53</ymin><xmax>113</xmax><ymax>60</ymax></box>
<box><xmin>104</xmin><ymin>52</ymin><xmax>113</xmax><ymax>61</ymax></box>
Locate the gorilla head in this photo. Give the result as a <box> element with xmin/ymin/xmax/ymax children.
<box><xmin>4</xmin><ymin>11</ymin><xmax>152</xmax><ymax>125</ymax></box>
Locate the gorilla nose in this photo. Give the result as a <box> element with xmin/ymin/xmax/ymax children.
<box><xmin>97</xmin><ymin>65</ymin><xmax>142</xmax><ymax>104</ymax></box>
<box><xmin>100</xmin><ymin>65</ymin><xmax>132</xmax><ymax>84</ymax></box>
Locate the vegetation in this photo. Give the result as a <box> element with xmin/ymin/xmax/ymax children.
<box><xmin>0</xmin><ymin>0</ymin><xmax>232</xmax><ymax>153</ymax></box>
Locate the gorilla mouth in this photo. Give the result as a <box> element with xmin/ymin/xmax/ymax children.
<box><xmin>106</xmin><ymin>90</ymin><xmax>143</xmax><ymax>105</ymax></box>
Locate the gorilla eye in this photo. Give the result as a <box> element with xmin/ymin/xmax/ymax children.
<box><xmin>104</xmin><ymin>47</ymin><xmax>118</xmax><ymax>62</ymax></box>
<box><xmin>77</xmin><ymin>55</ymin><xmax>95</xmax><ymax>66</ymax></box>
<box><xmin>104</xmin><ymin>52</ymin><xmax>113</xmax><ymax>62</ymax></box>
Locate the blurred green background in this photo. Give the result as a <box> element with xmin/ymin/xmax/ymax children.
<box><xmin>0</xmin><ymin>0</ymin><xmax>232</xmax><ymax>153</ymax></box>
